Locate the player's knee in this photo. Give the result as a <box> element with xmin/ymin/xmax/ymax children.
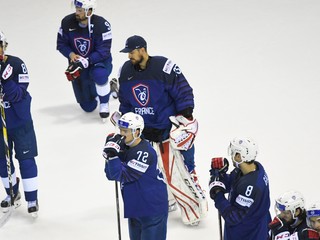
<box><xmin>80</xmin><ymin>100</ymin><xmax>98</xmax><ymax>112</ymax></box>
<box><xmin>92</xmin><ymin>67</ymin><xmax>109</xmax><ymax>85</ymax></box>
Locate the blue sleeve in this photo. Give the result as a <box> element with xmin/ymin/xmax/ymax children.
<box><xmin>56</xmin><ymin>26</ymin><xmax>73</xmax><ymax>59</ymax></box>
<box><xmin>214</xmin><ymin>192</ymin><xmax>249</xmax><ymax>226</ymax></box>
<box><xmin>167</xmin><ymin>66</ymin><xmax>194</xmax><ymax>113</ymax></box>
<box><xmin>105</xmin><ymin>145</ymin><xmax>154</xmax><ymax>183</ymax></box>
<box><xmin>104</xmin><ymin>158</ymin><xmax>122</xmax><ymax>180</ymax></box>
<box><xmin>88</xmin><ymin>19</ymin><xmax>112</xmax><ymax>64</ymax></box>
<box><xmin>1</xmin><ymin>59</ymin><xmax>28</xmax><ymax>102</ymax></box>
<box><xmin>214</xmin><ymin>173</ymin><xmax>259</xmax><ymax>226</ymax></box>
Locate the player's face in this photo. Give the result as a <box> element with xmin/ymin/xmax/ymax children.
<box><xmin>119</xmin><ymin>128</ymin><xmax>134</xmax><ymax>144</ymax></box>
<box><xmin>309</xmin><ymin>216</ymin><xmax>320</xmax><ymax>233</ymax></box>
<box><xmin>75</xmin><ymin>7</ymin><xmax>87</xmax><ymax>21</ymax></box>
<box><xmin>128</xmin><ymin>49</ymin><xmax>144</xmax><ymax>65</ymax></box>
<box><xmin>232</xmin><ymin>153</ymin><xmax>241</xmax><ymax>167</ymax></box>
<box><xmin>279</xmin><ymin>210</ymin><xmax>294</xmax><ymax>222</ymax></box>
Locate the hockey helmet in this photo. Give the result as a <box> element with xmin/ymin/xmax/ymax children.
<box><xmin>306</xmin><ymin>202</ymin><xmax>320</xmax><ymax>228</ymax></box>
<box><xmin>228</xmin><ymin>137</ymin><xmax>258</xmax><ymax>163</ymax></box>
<box><xmin>118</xmin><ymin>112</ymin><xmax>144</xmax><ymax>138</ymax></box>
<box><xmin>74</xmin><ymin>0</ymin><xmax>96</xmax><ymax>16</ymax></box>
<box><xmin>275</xmin><ymin>190</ymin><xmax>305</xmax><ymax>219</ymax></box>
<box><xmin>0</xmin><ymin>31</ymin><xmax>8</xmax><ymax>49</ymax></box>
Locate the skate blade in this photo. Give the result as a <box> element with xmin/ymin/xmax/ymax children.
<box><xmin>101</xmin><ymin>118</ymin><xmax>107</xmax><ymax>123</ymax></box>
<box><xmin>29</xmin><ymin>212</ymin><xmax>38</xmax><ymax>218</ymax></box>
<box><xmin>1</xmin><ymin>200</ymin><xmax>21</xmax><ymax>213</ymax></box>
<box><xmin>111</xmin><ymin>92</ymin><xmax>118</xmax><ymax>99</ymax></box>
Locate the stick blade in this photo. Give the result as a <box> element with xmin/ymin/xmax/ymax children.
<box><xmin>0</xmin><ymin>206</ymin><xmax>14</xmax><ymax>228</ymax></box>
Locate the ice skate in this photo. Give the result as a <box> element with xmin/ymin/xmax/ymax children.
<box><xmin>110</xmin><ymin>78</ymin><xmax>119</xmax><ymax>99</ymax></box>
<box><xmin>28</xmin><ymin>200</ymin><xmax>39</xmax><ymax>218</ymax></box>
<box><xmin>168</xmin><ymin>202</ymin><xmax>178</xmax><ymax>212</ymax></box>
<box><xmin>1</xmin><ymin>191</ymin><xmax>22</xmax><ymax>213</ymax></box>
<box><xmin>99</xmin><ymin>103</ymin><xmax>110</xmax><ymax>122</ymax></box>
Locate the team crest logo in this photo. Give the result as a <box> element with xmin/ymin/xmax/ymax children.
<box><xmin>74</xmin><ymin>37</ymin><xmax>91</xmax><ymax>56</ymax></box>
<box><xmin>133</xmin><ymin>84</ymin><xmax>149</xmax><ymax>106</ymax></box>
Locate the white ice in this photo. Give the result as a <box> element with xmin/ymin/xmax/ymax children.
<box><xmin>1</xmin><ymin>0</ymin><xmax>320</xmax><ymax>239</ymax></box>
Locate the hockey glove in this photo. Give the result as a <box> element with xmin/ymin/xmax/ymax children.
<box><xmin>65</xmin><ymin>56</ymin><xmax>89</xmax><ymax>81</ymax></box>
<box><xmin>103</xmin><ymin>133</ymin><xmax>125</xmax><ymax>159</ymax></box>
<box><xmin>269</xmin><ymin>216</ymin><xmax>290</xmax><ymax>237</ymax></box>
<box><xmin>169</xmin><ymin>115</ymin><xmax>198</xmax><ymax>151</ymax></box>
<box><xmin>210</xmin><ymin>157</ymin><xmax>229</xmax><ymax>175</ymax></box>
<box><xmin>300</xmin><ymin>228</ymin><xmax>320</xmax><ymax>240</ymax></box>
<box><xmin>209</xmin><ymin>175</ymin><xmax>227</xmax><ymax>200</ymax></box>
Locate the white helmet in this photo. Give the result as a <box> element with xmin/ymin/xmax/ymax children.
<box><xmin>228</xmin><ymin>137</ymin><xmax>258</xmax><ymax>162</ymax></box>
<box><xmin>0</xmin><ymin>31</ymin><xmax>8</xmax><ymax>49</ymax></box>
<box><xmin>118</xmin><ymin>112</ymin><xmax>144</xmax><ymax>138</ymax></box>
<box><xmin>306</xmin><ymin>202</ymin><xmax>320</xmax><ymax>226</ymax></box>
<box><xmin>74</xmin><ymin>0</ymin><xmax>97</xmax><ymax>16</ymax></box>
<box><xmin>275</xmin><ymin>190</ymin><xmax>305</xmax><ymax>218</ymax></box>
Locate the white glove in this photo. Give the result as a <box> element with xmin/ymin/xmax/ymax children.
<box><xmin>169</xmin><ymin>115</ymin><xmax>198</xmax><ymax>151</ymax></box>
<box><xmin>77</xmin><ymin>56</ymin><xmax>89</xmax><ymax>69</ymax></box>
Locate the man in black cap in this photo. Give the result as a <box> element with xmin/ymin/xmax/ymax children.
<box><xmin>113</xmin><ymin>35</ymin><xmax>207</xmax><ymax>226</ymax></box>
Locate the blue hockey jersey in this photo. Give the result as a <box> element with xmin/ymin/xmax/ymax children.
<box><xmin>118</xmin><ymin>56</ymin><xmax>194</xmax><ymax>131</ymax></box>
<box><xmin>56</xmin><ymin>13</ymin><xmax>112</xmax><ymax>64</ymax></box>
<box><xmin>0</xmin><ymin>55</ymin><xmax>32</xmax><ymax>129</ymax></box>
<box><xmin>214</xmin><ymin>162</ymin><xmax>271</xmax><ymax>240</ymax></box>
<box><xmin>105</xmin><ymin>139</ymin><xmax>168</xmax><ymax>218</ymax></box>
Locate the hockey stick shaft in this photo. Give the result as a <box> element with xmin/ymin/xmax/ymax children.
<box><xmin>218</xmin><ymin>213</ymin><xmax>223</xmax><ymax>240</ymax></box>
<box><xmin>115</xmin><ymin>181</ymin><xmax>121</xmax><ymax>240</ymax></box>
<box><xmin>0</xmin><ymin>87</ymin><xmax>15</xmax><ymax>228</ymax></box>
<box><xmin>0</xmin><ymin>89</ymin><xmax>13</xmax><ymax>205</ymax></box>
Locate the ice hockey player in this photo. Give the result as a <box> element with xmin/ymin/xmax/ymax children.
<box><xmin>269</xmin><ymin>190</ymin><xmax>319</xmax><ymax>240</ymax></box>
<box><xmin>209</xmin><ymin>137</ymin><xmax>271</xmax><ymax>239</ymax></box>
<box><xmin>114</xmin><ymin>35</ymin><xmax>207</xmax><ymax>225</ymax></box>
<box><xmin>0</xmin><ymin>31</ymin><xmax>39</xmax><ymax>216</ymax></box>
<box><xmin>306</xmin><ymin>202</ymin><xmax>320</xmax><ymax>237</ymax></box>
<box><xmin>103</xmin><ymin>112</ymin><xmax>168</xmax><ymax>240</ymax></box>
<box><xmin>56</xmin><ymin>0</ymin><xmax>114</xmax><ymax>120</ymax></box>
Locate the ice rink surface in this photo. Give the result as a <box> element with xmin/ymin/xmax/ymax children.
<box><xmin>1</xmin><ymin>0</ymin><xmax>320</xmax><ymax>239</ymax></box>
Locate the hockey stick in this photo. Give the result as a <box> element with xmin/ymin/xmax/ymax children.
<box><xmin>218</xmin><ymin>213</ymin><xmax>223</xmax><ymax>240</ymax></box>
<box><xmin>0</xmin><ymin>86</ymin><xmax>15</xmax><ymax>228</ymax></box>
<box><xmin>115</xmin><ymin>181</ymin><xmax>121</xmax><ymax>240</ymax></box>
<box><xmin>109</xmin><ymin>115</ymin><xmax>122</xmax><ymax>240</ymax></box>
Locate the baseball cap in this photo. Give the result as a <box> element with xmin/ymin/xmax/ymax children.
<box><xmin>120</xmin><ymin>35</ymin><xmax>147</xmax><ymax>53</ymax></box>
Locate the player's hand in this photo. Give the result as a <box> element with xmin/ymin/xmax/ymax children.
<box><xmin>65</xmin><ymin>56</ymin><xmax>89</xmax><ymax>81</ymax></box>
<box><xmin>269</xmin><ymin>216</ymin><xmax>290</xmax><ymax>237</ymax></box>
<box><xmin>209</xmin><ymin>175</ymin><xmax>227</xmax><ymax>200</ymax></box>
<box><xmin>103</xmin><ymin>133</ymin><xmax>125</xmax><ymax>159</ymax></box>
<box><xmin>210</xmin><ymin>157</ymin><xmax>229</xmax><ymax>175</ymax></box>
